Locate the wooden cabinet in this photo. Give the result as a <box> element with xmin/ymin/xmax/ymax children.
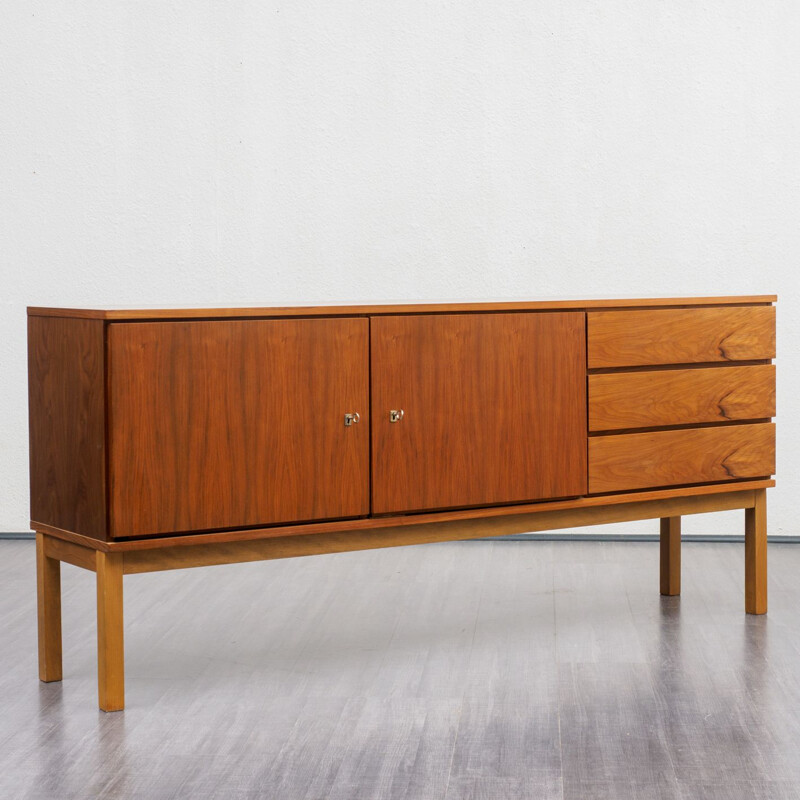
<box><xmin>370</xmin><ymin>312</ymin><xmax>586</xmax><ymax>514</ymax></box>
<box><xmin>27</xmin><ymin>296</ymin><xmax>777</xmax><ymax>710</ymax></box>
<box><xmin>28</xmin><ymin>297</ymin><xmax>778</xmax><ymax>539</ymax></box>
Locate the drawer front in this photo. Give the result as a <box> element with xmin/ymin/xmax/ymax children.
<box><xmin>588</xmin><ymin>365</ymin><xmax>776</xmax><ymax>432</ymax></box>
<box><xmin>588</xmin><ymin>306</ymin><xmax>775</xmax><ymax>368</ymax></box>
<box><xmin>589</xmin><ymin>423</ymin><xmax>775</xmax><ymax>494</ymax></box>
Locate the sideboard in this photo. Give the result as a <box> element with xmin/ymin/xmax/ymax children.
<box><xmin>28</xmin><ymin>296</ymin><xmax>777</xmax><ymax>710</ymax></box>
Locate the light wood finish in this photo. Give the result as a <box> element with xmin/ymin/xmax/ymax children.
<box><xmin>121</xmin><ymin>490</ymin><xmax>757</xmax><ymax>574</ymax></box>
<box><xmin>589</xmin><ymin>423</ymin><xmax>775</xmax><ymax>494</ymax></box>
<box><xmin>31</xmin><ymin>479</ymin><xmax>777</xmax><ymax>553</ymax></box>
<box><xmin>371</xmin><ymin>312</ymin><xmax>586</xmax><ymax>513</ymax></box>
<box><xmin>588</xmin><ymin>306</ymin><xmax>776</xmax><ymax>368</ymax></box>
<box><xmin>43</xmin><ymin>535</ymin><xmax>97</xmax><ymax>571</ymax></box>
<box><xmin>589</xmin><ymin>365</ymin><xmax>776</xmax><ymax>432</ymax></box>
<box><xmin>35</xmin><ymin>533</ymin><xmax>62</xmax><ymax>682</ymax></box>
<box><xmin>745</xmin><ymin>488</ymin><xmax>768</xmax><ymax>615</ymax></box>
<box><xmin>30</xmin><ymin>486</ymin><xmax>765</xmax><ymax>710</ymax></box>
<box><xmin>108</xmin><ymin>318</ymin><xmax>370</xmax><ymax>537</ymax></box>
<box><xmin>659</xmin><ymin>517</ymin><xmax>681</xmax><ymax>596</ymax></box>
<box><xmin>27</xmin><ymin>295</ymin><xmax>776</xmax><ymax>320</ymax></box>
<box><xmin>96</xmin><ymin>550</ymin><xmax>124</xmax><ymax>711</ymax></box>
<box><xmin>27</xmin><ymin>316</ymin><xmax>107</xmax><ymax>539</ymax></box>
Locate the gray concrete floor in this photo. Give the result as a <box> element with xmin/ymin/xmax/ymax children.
<box><xmin>2</xmin><ymin>538</ymin><xmax>800</xmax><ymax>799</ymax></box>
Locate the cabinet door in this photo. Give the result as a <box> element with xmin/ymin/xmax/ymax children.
<box><xmin>108</xmin><ymin>318</ymin><xmax>369</xmax><ymax>537</ymax></box>
<box><xmin>371</xmin><ymin>313</ymin><xmax>586</xmax><ymax>514</ymax></box>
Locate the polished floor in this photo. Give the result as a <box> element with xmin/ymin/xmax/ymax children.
<box><xmin>2</xmin><ymin>538</ymin><xmax>800</xmax><ymax>799</ymax></box>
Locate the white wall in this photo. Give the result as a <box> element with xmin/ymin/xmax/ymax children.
<box><xmin>2</xmin><ymin>1</ymin><xmax>798</xmax><ymax>534</ymax></box>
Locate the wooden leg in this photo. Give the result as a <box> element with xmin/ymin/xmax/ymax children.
<box><xmin>36</xmin><ymin>533</ymin><xmax>63</xmax><ymax>682</ymax></box>
<box><xmin>96</xmin><ymin>551</ymin><xmax>125</xmax><ymax>711</ymax></box>
<box><xmin>745</xmin><ymin>488</ymin><xmax>767</xmax><ymax>615</ymax></box>
<box><xmin>660</xmin><ymin>516</ymin><xmax>681</xmax><ymax>596</ymax></box>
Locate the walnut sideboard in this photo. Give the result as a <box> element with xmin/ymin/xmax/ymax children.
<box><xmin>27</xmin><ymin>296</ymin><xmax>777</xmax><ymax>711</ymax></box>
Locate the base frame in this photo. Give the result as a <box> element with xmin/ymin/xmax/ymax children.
<box><xmin>34</xmin><ymin>485</ymin><xmax>770</xmax><ymax>711</ymax></box>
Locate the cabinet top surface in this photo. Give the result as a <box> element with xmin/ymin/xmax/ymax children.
<box><xmin>27</xmin><ymin>295</ymin><xmax>776</xmax><ymax>320</ymax></box>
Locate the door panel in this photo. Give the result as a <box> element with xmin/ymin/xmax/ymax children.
<box><xmin>371</xmin><ymin>313</ymin><xmax>587</xmax><ymax>514</ymax></box>
<box><xmin>109</xmin><ymin>318</ymin><xmax>369</xmax><ymax>537</ymax></box>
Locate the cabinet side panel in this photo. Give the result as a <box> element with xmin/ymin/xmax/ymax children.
<box><xmin>28</xmin><ymin>316</ymin><xmax>107</xmax><ymax>539</ymax></box>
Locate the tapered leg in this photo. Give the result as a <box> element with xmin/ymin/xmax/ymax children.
<box><xmin>36</xmin><ymin>533</ymin><xmax>63</xmax><ymax>682</ymax></box>
<box><xmin>745</xmin><ymin>488</ymin><xmax>767</xmax><ymax>615</ymax></box>
<box><xmin>96</xmin><ymin>551</ymin><xmax>125</xmax><ymax>711</ymax></box>
<box><xmin>659</xmin><ymin>516</ymin><xmax>681</xmax><ymax>596</ymax></box>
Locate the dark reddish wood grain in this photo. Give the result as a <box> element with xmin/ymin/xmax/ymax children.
<box><xmin>108</xmin><ymin>318</ymin><xmax>370</xmax><ymax>537</ymax></box>
<box><xmin>370</xmin><ymin>312</ymin><xmax>587</xmax><ymax>514</ymax></box>
<box><xmin>28</xmin><ymin>316</ymin><xmax>107</xmax><ymax>539</ymax></box>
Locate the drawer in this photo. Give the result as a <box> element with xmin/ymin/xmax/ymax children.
<box><xmin>588</xmin><ymin>365</ymin><xmax>776</xmax><ymax>432</ymax></box>
<box><xmin>588</xmin><ymin>306</ymin><xmax>775</xmax><ymax>368</ymax></box>
<box><xmin>589</xmin><ymin>422</ymin><xmax>775</xmax><ymax>494</ymax></box>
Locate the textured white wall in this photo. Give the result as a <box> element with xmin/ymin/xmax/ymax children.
<box><xmin>1</xmin><ymin>2</ymin><xmax>798</xmax><ymax>534</ymax></box>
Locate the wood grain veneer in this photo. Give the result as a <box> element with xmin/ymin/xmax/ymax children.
<box><xmin>370</xmin><ymin>312</ymin><xmax>586</xmax><ymax>514</ymax></box>
<box><xmin>589</xmin><ymin>423</ymin><xmax>775</xmax><ymax>494</ymax></box>
<box><xmin>108</xmin><ymin>318</ymin><xmax>370</xmax><ymax>537</ymax></box>
<box><xmin>588</xmin><ymin>306</ymin><xmax>776</xmax><ymax>368</ymax></box>
<box><xmin>28</xmin><ymin>316</ymin><xmax>107</xmax><ymax>539</ymax></box>
<box><xmin>27</xmin><ymin>295</ymin><xmax>777</xmax><ymax>321</ymax></box>
<box><xmin>588</xmin><ymin>365</ymin><xmax>776</xmax><ymax>431</ymax></box>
